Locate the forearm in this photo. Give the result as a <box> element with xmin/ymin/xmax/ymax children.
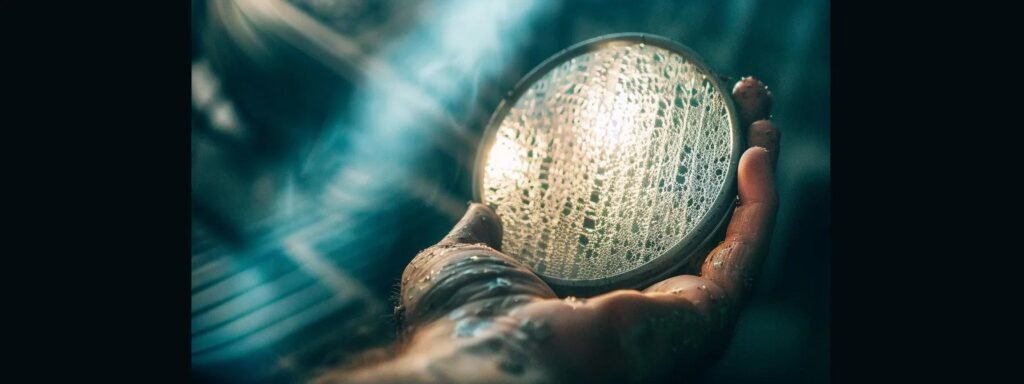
<box><xmin>313</xmin><ymin>358</ymin><xmax>425</xmax><ymax>384</ymax></box>
<box><xmin>314</xmin><ymin>317</ymin><xmax>566</xmax><ymax>384</ymax></box>
<box><xmin>316</xmin><ymin>294</ymin><xmax>728</xmax><ymax>384</ymax></box>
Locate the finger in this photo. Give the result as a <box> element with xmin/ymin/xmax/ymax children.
<box><xmin>731</xmin><ymin>76</ymin><xmax>774</xmax><ymax>128</ymax></box>
<box><xmin>748</xmin><ymin>119</ymin><xmax>781</xmax><ymax>168</ymax></box>
<box><xmin>400</xmin><ymin>204</ymin><xmax>556</xmax><ymax>328</ymax></box>
<box><xmin>438</xmin><ymin>202</ymin><xmax>503</xmax><ymax>249</ymax></box>
<box><xmin>671</xmin><ymin>119</ymin><xmax>780</xmax><ymax>277</ymax></box>
<box><xmin>700</xmin><ymin>146</ymin><xmax>778</xmax><ymax>306</ymax></box>
<box><xmin>401</xmin><ymin>203</ymin><xmax>503</xmax><ymax>309</ymax></box>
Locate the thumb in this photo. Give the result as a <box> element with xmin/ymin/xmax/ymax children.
<box><xmin>438</xmin><ymin>203</ymin><xmax>503</xmax><ymax>250</ymax></box>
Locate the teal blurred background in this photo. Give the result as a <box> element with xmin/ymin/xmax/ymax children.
<box><xmin>191</xmin><ymin>0</ymin><xmax>829</xmax><ymax>382</ymax></box>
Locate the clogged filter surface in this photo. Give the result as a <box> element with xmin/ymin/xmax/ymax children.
<box><xmin>480</xmin><ymin>42</ymin><xmax>734</xmax><ymax>282</ymax></box>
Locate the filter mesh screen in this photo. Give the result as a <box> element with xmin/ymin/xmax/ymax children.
<box><xmin>481</xmin><ymin>43</ymin><xmax>733</xmax><ymax>281</ymax></box>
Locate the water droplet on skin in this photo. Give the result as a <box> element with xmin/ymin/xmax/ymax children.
<box><xmin>448</xmin><ymin>308</ymin><xmax>467</xmax><ymax>320</ymax></box>
<box><xmin>699</xmin><ymin>284</ymin><xmax>707</xmax><ymax>290</ymax></box>
<box><xmin>563</xmin><ymin>296</ymin><xmax>587</xmax><ymax>309</ymax></box>
<box><xmin>453</xmin><ymin>318</ymin><xmax>493</xmax><ymax>338</ymax></box>
<box><xmin>487</xmin><ymin>278</ymin><xmax>512</xmax><ymax>292</ymax></box>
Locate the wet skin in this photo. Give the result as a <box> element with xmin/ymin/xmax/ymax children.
<box><xmin>314</xmin><ymin>77</ymin><xmax>780</xmax><ymax>384</ymax></box>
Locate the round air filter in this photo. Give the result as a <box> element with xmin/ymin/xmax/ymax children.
<box><xmin>474</xmin><ymin>33</ymin><xmax>742</xmax><ymax>295</ymax></box>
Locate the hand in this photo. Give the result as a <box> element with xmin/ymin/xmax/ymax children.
<box><xmin>316</xmin><ymin>77</ymin><xmax>780</xmax><ymax>384</ymax></box>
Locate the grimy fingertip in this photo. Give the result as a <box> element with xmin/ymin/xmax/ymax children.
<box><xmin>748</xmin><ymin>120</ymin><xmax>781</xmax><ymax>167</ymax></box>
<box><xmin>732</xmin><ymin>76</ymin><xmax>773</xmax><ymax>127</ymax></box>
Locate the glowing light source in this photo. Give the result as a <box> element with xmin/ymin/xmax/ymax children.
<box><xmin>484</xmin><ymin>133</ymin><xmax>527</xmax><ymax>186</ymax></box>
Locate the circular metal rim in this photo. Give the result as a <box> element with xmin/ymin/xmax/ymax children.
<box><xmin>472</xmin><ymin>32</ymin><xmax>744</xmax><ymax>294</ymax></box>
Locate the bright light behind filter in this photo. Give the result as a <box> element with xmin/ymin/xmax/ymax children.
<box><xmin>477</xmin><ymin>34</ymin><xmax>740</xmax><ymax>293</ymax></box>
